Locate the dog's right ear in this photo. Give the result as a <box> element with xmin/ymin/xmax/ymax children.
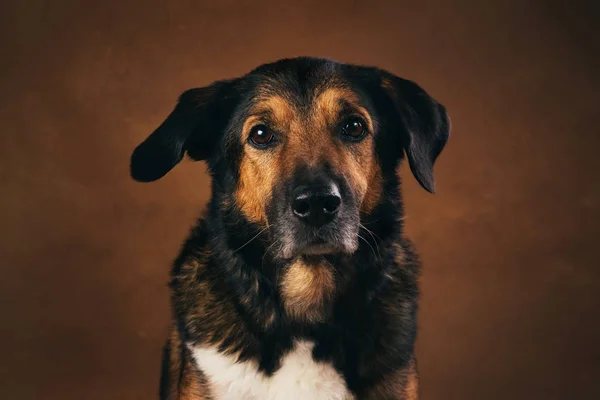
<box><xmin>130</xmin><ymin>79</ymin><xmax>240</xmax><ymax>182</ymax></box>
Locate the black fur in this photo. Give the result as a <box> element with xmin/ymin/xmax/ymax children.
<box><xmin>131</xmin><ymin>57</ymin><xmax>450</xmax><ymax>398</ymax></box>
<box><xmin>159</xmin><ymin>336</ymin><xmax>171</xmax><ymax>399</ymax></box>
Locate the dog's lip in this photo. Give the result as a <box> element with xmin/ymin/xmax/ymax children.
<box><xmin>297</xmin><ymin>240</ymin><xmax>342</xmax><ymax>256</ymax></box>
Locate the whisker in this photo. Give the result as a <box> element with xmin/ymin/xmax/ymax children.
<box><xmin>360</xmin><ymin>223</ymin><xmax>382</xmax><ymax>260</ymax></box>
<box><xmin>357</xmin><ymin>233</ymin><xmax>379</xmax><ymax>262</ymax></box>
<box><xmin>360</xmin><ymin>223</ymin><xmax>382</xmax><ymax>243</ymax></box>
<box><xmin>262</xmin><ymin>237</ymin><xmax>281</xmax><ymax>269</ymax></box>
<box><xmin>361</xmin><ymin>218</ymin><xmax>381</xmax><ymax>226</ymax></box>
<box><xmin>323</xmin><ymin>257</ymin><xmax>335</xmax><ymax>269</ymax></box>
<box><xmin>232</xmin><ymin>226</ymin><xmax>269</xmax><ymax>253</ymax></box>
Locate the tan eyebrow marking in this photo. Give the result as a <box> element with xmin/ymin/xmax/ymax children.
<box><xmin>313</xmin><ymin>87</ymin><xmax>374</xmax><ymax>132</ymax></box>
<box><xmin>241</xmin><ymin>95</ymin><xmax>299</xmax><ymax>143</ymax></box>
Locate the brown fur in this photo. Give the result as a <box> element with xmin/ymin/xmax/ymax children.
<box><xmin>134</xmin><ymin>58</ymin><xmax>451</xmax><ymax>400</ymax></box>
<box><xmin>163</xmin><ymin>324</ymin><xmax>210</xmax><ymax>400</ymax></box>
<box><xmin>235</xmin><ymin>86</ymin><xmax>383</xmax><ymax>225</ymax></box>
<box><xmin>279</xmin><ymin>258</ymin><xmax>336</xmax><ymax>323</ymax></box>
<box><xmin>403</xmin><ymin>361</ymin><xmax>420</xmax><ymax>400</ymax></box>
<box><xmin>235</xmin><ymin>96</ymin><xmax>297</xmax><ymax>224</ymax></box>
<box><xmin>380</xmin><ymin>77</ymin><xmax>397</xmax><ymax>95</ymax></box>
<box><xmin>363</xmin><ymin>358</ymin><xmax>419</xmax><ymax>400</ymax></box>
<box><xmin>171</xmin><ymin>253</ymin><xmax>248</xmax><ymax>351</ymax></box>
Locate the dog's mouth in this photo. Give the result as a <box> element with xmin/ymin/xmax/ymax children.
<box><xmin>277</xmin><ymin>227</ymin><xmax>359</xmax><ymax>259</ymax></box>
<box><xmin>298</xmin><ymin>239</ymin><xmax>342</xmax><ymax>256</ymax></box>
<box><xmin>269</xmin><ymin>178</ymin><xmax>361</xmax><ymax>260</ymax></box>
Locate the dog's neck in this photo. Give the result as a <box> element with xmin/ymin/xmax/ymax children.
<box><xmin>169</xmin><ymin>180</ymin><xmax>419</xmax><ymax>382</ymax></box>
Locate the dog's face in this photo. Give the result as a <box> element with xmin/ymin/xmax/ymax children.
<box><xmin>235</xmin><ymin>79</ymin><xmax>382</xmax><ymax>258</ymax></box>
<box><xmin>131</xmin><ymin>58</ymin><xmax>449</xmax><ymax>259</ymax></box>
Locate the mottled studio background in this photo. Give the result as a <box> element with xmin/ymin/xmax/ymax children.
<box><xmin>1</xmin><ymin>0</ymin><xmax>599</xmax><ymax>399</ymax></box>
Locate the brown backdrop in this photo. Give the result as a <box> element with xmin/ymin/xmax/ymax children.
<box><xmin>1</xmin><ymin>0</ymin><xmax>599</xmax><ymax>399</ymax></box>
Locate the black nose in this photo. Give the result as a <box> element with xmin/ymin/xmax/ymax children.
<box><xmin>291</xmin><ymin>185</ymin><xmax>341</xmax><ymax>227</ymax></box>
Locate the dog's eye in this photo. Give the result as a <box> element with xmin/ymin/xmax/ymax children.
<box><xmin>340</xmin><ymin>118</ymin><xmax>367</xmax><ymax>141</ymax></box>
<box><xmin>249</xmin><ymin>125</ymin><xmax>274</xmax><ymax>147</ymax></box>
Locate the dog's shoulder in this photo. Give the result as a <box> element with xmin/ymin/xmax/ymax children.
<box><xmin>160</xmin><ymin>322</ymin><xmax>211</xmax><ymax>399</ymax></box>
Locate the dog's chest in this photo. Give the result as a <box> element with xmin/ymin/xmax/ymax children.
<box><xmin>190</xmin><ymin>340</ymin><xmax>354</xmax><ymax>400</ymax></box>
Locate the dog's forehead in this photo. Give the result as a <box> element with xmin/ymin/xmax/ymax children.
<box><xmin>249</xmin><ymin>57</ymin><xmax>341</xmax><ymax>84</ymax></box>
<box><xmin>248</xmin><ymin>59</ymin><xmax>348</xmax><ymax>103</ymax></box>
<box><xmin>246</xmin><ymin>87</ymin><xmax>359</xmax><ymax>121</ymax></box>
<box><xmin>239</xmin><ymin>61</ymin><xmax>367</xmax><ymax>125</ymax></box>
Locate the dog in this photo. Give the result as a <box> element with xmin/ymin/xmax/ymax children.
<box><xmin>130</xmin><ymin>57</ymin><xmax>450</xmax><ymax>400</ymax></box>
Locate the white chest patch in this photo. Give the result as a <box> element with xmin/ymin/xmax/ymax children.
<box><xmin>189</xmin><ymin>340</ymin><xmax>354</xmax><ymax>400</ymax></box>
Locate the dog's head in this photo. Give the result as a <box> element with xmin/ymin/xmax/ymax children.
<box><xmin>131</xmin><ymin>58</ymin><xmax>449</xmax><ymax>259</ymax></box>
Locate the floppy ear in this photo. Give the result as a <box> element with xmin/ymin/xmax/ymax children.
<box><xmin>130</xmin><ymin>79</ymin><xmax>240</xmax><ymax>182</ymax></box>
<box><xmin>379</xmin><ymin>72</ymin><xmax>450</xmax><ymax>193</ymax></box>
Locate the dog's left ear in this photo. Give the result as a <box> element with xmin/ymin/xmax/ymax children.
<box><xmin>378</xmin><ymin>71</ymin><xmax>450</xmax><ymax>193</ymax></box>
